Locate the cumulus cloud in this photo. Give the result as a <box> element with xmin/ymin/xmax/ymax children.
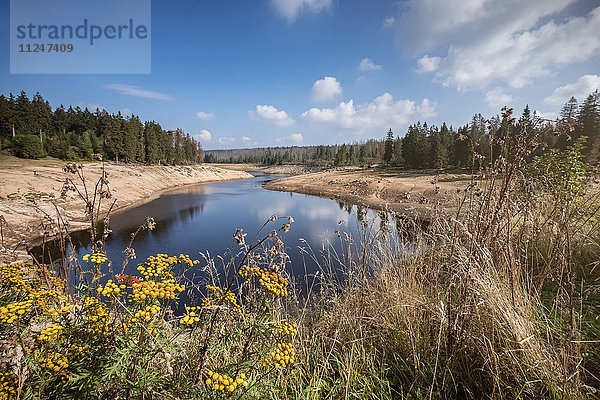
<box><xmin>301</xmin><ymin>93</ymin><xmax>435</xmax><ymax>134</ymax></box>
<box><xmin>396</xmin><ymin>0</ymin><xmax>575</xmax><ymax>54</ymax></box>
<box><xmin>311</xmin><ymin>76</ymin><xmax>343</xmax><ymax>101</ymax></box>
<box><xmin>119</xmin><ymin>108</ymin><xmax>132</xmax><ymax>115</ymax></box>
<box><xmin>416</xmin><ymin>98</ymin><xmax>437</xmax><ymax>118</ymax></box>
<box><xmin>359</xmin><ymin>58</ymin><xmax>382</xmax><ymax>72</ymax></box>
<box><xmin>416</xmin><ymin>56</ymin><xmax>441</xmax><ymax>73</ymax></box>
<box><xmin>485</xmin><ymin>87</ymin><xmax>514</xmax><ymax>108</ymax></box>
<box><xmin>242</xmin><ymin>136</ymin><xmax>258</xmax><ymax>146</ymax></box>
<box><xmin>104</xmin><ymin>84</ymin><xmax>173</xmax><ymax>100</ymax></box>
<box><xmin>195</xmin><ymin>129</ymin><xmax>212</xmax><ymax>143</ymax></box>
<box><xmin>276</xmin><ymin>133</ymin><xmax>304</xmax><ymax>145</ymax></box>
<box><xmin>271</xmin><ymin>0</ymin><xmax>331</xmax><ymax>21</ymax></box>
<box><xmin>544</xmin><ymin>74</ymin><xmax>600</xmax><ymax>105</ymax></box>
<box><xmin>197</xmin><ymin>111</ymin><xmax>214</xmax><ymax>120</ymax></box>
<box><xmin>218</xmin><ymin>137</ymin><xmax>235</xmax><ymax>145</ymax></box>
<box><xmin>396</xmin><ymin>1</ymin><xmax>600</xmax><ymax>90</ymax></box>
<box><xmin>249</xmin><ymin>105</ymin><xmax>295</xmax><ymax>127</ymax></box>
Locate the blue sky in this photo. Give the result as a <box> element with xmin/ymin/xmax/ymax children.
<box><xmin>1</xmin><ymin>0</ymin><xmax>599</xmax><ymax>149</ymax></box>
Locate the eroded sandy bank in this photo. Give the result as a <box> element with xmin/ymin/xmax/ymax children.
<box><xmin>0</xmin><ymin>156</ymin><xmax>251</xmax><ymax>261</ymax></box>
<box><xmin>263</xmin><ymin>168</ymin><xmax>470</xmax><ymax>219</ymax></box>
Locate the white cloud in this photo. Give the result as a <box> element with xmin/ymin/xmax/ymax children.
<box><xmin>544</xmin><ymin>74</ymin><xmax>600</xmax><ymax>105</ymax></box>
<box><xmin>242</xmin><ymin>136</ymin><xmax>258</xmax><ymax>146</ymax></box>
<box><xmin>383</xmin><ymin>16</ymin><xmax>395</xmax><ymax>27</ymax></box>
<box><xmin>397</xmin><ymin>1</ymin><xmax>600</xmax><ymax>90</ymax></box>
<box><xmin>359</xmin><ymin>58</ymin><xmax>382</xmax><ymax>72</ymax></box>
<box><xmin>534</xmin><ymin>111</ymin><xmax>557</xmax><ymax>120</ymax></box>
<box><xmin>396</xmin><ymin>0</ymin><xmax>575</xmax><ymax>54</ymax></box>
<box><xmin>301</xmin><ymin>93</ymin><xmax>435</xmax><ymax>134</ymax></box>
<box><xmin>416</xmin><ymin>98</ymin><xmax>437</xmax><ymax>118</ymax></box>
<box><xmin>120</xmin><ymin>108</ymin><xmax>132</xmax><ymax>115</ymax></box>
<box><xmin>218</xmin><ymin>137</ymin><xmax>235</xmax><ymax>145</ymax></box>
<box><xmin>276</xmin><ymin>133</ymin><xmax>304</xmax><ymax>145</ymax></box>
<box><xmin>485</xmin><ymin>87</ymin><xmax>514</xmax><ymax>108</ymax></box>
<box><xmin>104</xmin><ymin>84</ymin><xmax>173</xmax><ymax>100</ymax></box>
<box><xmin>311</xmin><ymin>76</ymin><xmax>343</xmax><ymax>101</ymax></box>
<box><xmin>197</xmin><ymin>111</ymin><xmax>214</xmax><ymax>120</ymax></box>
<box><xmin>195</xmin><ymin>129</ymin><xmax>212</xmax><ymax>143</ymax></box>
<box><xmin>416</xmin><ymin>56</ymin><xmax>441</xmax><ymax>73</ymax></box>
<box><xmin>271</xmin><ymin>0</ymin><xmax>331</xmax><ymax>21</ymax></box>
<box><xmin>249</xmin><ymin>105</ymin><xmax>295</xmax><ymax>127</ymax></box>
<box><xmin>289</xmin><ymin>133</ymin><xmax>304</xmax><ymax>144</ymax></box>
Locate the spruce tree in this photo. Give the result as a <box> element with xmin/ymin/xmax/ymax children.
<box><xmin>383</xmin><ymin>128</ymin><xmax>394</xmax><ymax>163</ymax></box>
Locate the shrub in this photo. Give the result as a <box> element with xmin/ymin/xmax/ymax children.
<box><xmin>14</xmin><ymin>134</ymin><xmax>46</xmax><ymax>159</ymax></box>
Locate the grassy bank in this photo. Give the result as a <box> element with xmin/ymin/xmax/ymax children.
<box><xmin>1</xmin><ymin>113</ymin><xmax>599</xmax><ymax>399</ymax></box>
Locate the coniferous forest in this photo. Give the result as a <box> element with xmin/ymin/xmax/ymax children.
<box><xmin>206</xmin><ymin>91</ymin><xmax>600</xmax><ymax>168</ymax></box>
<box><xmin>0</xmin><ymin>91</ymin><xmax>203</xmax><ymax>164</ymax></box>
<box><xmin>1</xmin><ymin>90</ymin><xmax>599</xmax><ymax>169</ymax></box>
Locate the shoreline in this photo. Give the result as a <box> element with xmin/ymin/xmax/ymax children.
<box><xmin>262</xmin><ymin>167</ymin><xmax>470</xmax><ymax>220</ymax></box>
<box><xmin>0</xmin><ymin>157</ymin><xmax>252</xmax><ymax>263</ymax></box>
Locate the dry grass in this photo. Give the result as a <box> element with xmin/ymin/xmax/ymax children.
<box><xmin>282</xmin><ymin>111</ymin><xmax>600</xmax><ymax>399</ymax></box>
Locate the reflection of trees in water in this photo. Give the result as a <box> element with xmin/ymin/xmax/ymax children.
<box><xmin>33</xmin><ymin>192</ymin><xmax>208</xmax><ymax>265</ymax></box>
<box><xmin>356</xmin><ymin>205</ymin><xmax>366</xmax><ymax>222</ymax></box>
<box><xmin>393</xmin><ymin>215</ymin><xmax>429</xmax><ymax>242</ymax></box>
<box><xmin>378</xmin><ymin>210</ymin><xmax>390</xmax><ymax>235</ymax></box>
<box><xmin>336</xmin><ymin>200</ymin><xmax>354</xmax><ymax>215</ymax></box>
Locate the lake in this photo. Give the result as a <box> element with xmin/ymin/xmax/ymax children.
<box><xmin>34</xmin><ymin>173</ymin><xmax>402</xmax><ymax>305</ymax></box>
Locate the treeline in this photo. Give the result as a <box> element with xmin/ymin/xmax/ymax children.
<box><xmin>0</xmin><ymin>91</ymin><xmax>203</xmax><ymax>164</ymax></box>
<box><xmin>206</xmin><ymin>90</ymin><xmax>600</xmax><ymax>169</ymax></box>
<box><xmin>204</xmin><ymin>140</ymin><xmax>386</xmax><ymax>166</ymax></box>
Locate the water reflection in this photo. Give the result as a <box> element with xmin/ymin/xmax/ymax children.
<box><xmin>34</xmin><ymin>174</ymin><xmax>410</xmax><ymax>300</ymax></box>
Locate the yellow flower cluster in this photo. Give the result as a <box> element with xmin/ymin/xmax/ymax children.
<box><xmin>45</xmin><ymin>303</ymin><xmax>71</xmax><ymax>320</ymax></box>
<box><xmin>0</xmin><ymin>372</ymin><xmax>17</xmax><ymax>400</ymax></box>
<box><xmin>131</xmin><ymin>305</ymin><xmax>161</xmax><ymax>323</ymax></box>
<box><xmin>0</xmin><ymin>299</ymin><xmax>32</xmax><ymax>324</ymax></box>
<box><xmin>67</xmin><ymin>344</ymin><xmax>85</xmax><ymax>358</ymax></box>
<box><xmin>39</xmin><ymin>352</ymin><xmax>69</xmax><ymax>374</ymax></box>
<box><xmin>201</xmin><ymin>285</ymin><xmax>241</xmax><ymax>313</ymax></box>
<box><xmin>0</xmin><ymin>262</ymin><xmax>31</xmax><ymax>292</ymax></box>
<box><xmin>180</xmin><ymin>306</ymin><xmax>200</xmax><ymax>325</ymax></box>
<box><xmin>82</xmin><ymin>296</ymin><xmax>109</xmax><ymax>333</ymax></box>
<box><xmin>38</xmin><ymin>324</ymin><xmax>64</xmax><ymax>342</ymax></box>
<box><xmin>274</xmin><ymin>321</ymin><xmax>297</xmax><ymax>336</ymax></box>
<box><xmin>261</xmin><ymin>342</ymin><xmax>295</xmax><ymax>370</ymax></box>
<box><xmin>131</xmin><ymin>279</ymin><xmax>183</xmax><ymax>301</ymax></box>
<box><xmin>82</xmin><ymin>253</ymin><xmax>108</xmax><ymax>264</ymax></box>
<box><xmin>97</xmin><ymin>280</ymin><xmax>122</xmax><ymax>297</ymax></box>
<box><xmin>239</xmin><ymin>265</ymin><xmax>289</xmax><ymax>296</ymax></box>
<box><xmin>205</xmin><ymin>370</ymin><xmax>248</xmax><ymax>392</ymax></box>
<box><xmin>137</xmin><ymin>253</ymin><xmax>199</xmax><ymax>280</ymax></box>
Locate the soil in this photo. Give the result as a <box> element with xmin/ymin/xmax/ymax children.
<box><xmin>0</xmin><ymin>156</ymin><xmax>251</xmax><ymax>262</ymax></box>
<box><xmin>263</xmin><ymin>167</ymin><xmax>473</xmax><ymax>219</ymax></box>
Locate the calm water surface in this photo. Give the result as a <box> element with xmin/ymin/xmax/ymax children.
<box><xmin>35</xmin><ymin>173</ymin><xmax>399</xmax><ymax>303</ymax></box>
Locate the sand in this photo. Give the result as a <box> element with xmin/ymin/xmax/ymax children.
<box><xmin>263</xmin><ymin>167</ymin><xmax>471</xmax><ymax>219</ymax></box>
<box><xmin>0</xmin><ymin>156</ymin><xmax>251</xmax><ymax>262</ymax></box>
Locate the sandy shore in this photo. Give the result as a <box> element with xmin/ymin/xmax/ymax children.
<box><xmin>263</xmin><ymin>168</ymin><xmax>471</xmax><ymax>219</ymax></box>
<box><xmin>0</xmin><ymin>156</ymin><xmax>251</xmax><ymax>262</ymax></box>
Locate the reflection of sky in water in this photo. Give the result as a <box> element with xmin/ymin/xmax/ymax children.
<box><xmin>35</xmin><ymin>174</ymin><xmax>397</xmax><ymax>288</ymax></box>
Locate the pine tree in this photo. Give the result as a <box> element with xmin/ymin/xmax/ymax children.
<box><xmin>576</xmin><ymin>92</ymin><xmax>600</xmax><ymax>160</ymax></box>
<box><xmin>383</xmin><ymin>128</ymin><xmax>394</xmax><ymax>163</ymax></box>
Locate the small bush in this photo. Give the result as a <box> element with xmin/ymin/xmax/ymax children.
<box><xmin>14</xmin><ymin>134</ymin><xmax>46</xmax><ymax>159</ymax></box>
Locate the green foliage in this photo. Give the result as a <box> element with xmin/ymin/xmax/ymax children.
<box><xmin>0</xmin><ymin>216</ymin><xmax>298</xmax><ymax>399</ymax></box>
<box><xmin>14</xmin><ymin>134</ymin><xmax>46</xmax><ymax>158</ymax></box>
<box><xmin>525</xmin><ymin>136</ymin><xmax>588</xmax><ymax>199</ymax></box>
<box><xmin>0</xmin><ymin>91</ymin><xmax>203</xmax><ymax>164</ymax></box>
<box><xmin>383</xmin><ymin>128</ymin><xmax>395</xmax><ymax>163</ymax></box>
